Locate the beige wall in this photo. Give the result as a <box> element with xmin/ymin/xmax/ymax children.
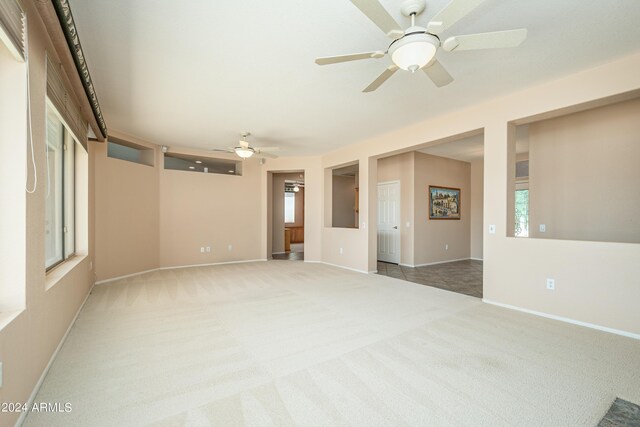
<box><xmin>332</xmin><ymin>175</ymin><xmax>357</xmax><ymax>228</ymax></box>
<box><xmin>0</xmin><ymin>3</ymin><xmax>95</xmax><ymax>425</ymax></box>
<box><xmin>470</xmin><ymin>159</ymin><xmax>484</xmax><ymax>259</ymax></box>
<box><xmin>320</xmin><ymin>52</ymin><xmax>640</xmax><ymax>334</ymax></box>
<box><xmin>159</xmin><ymin>149</ymin><xmax>263</xmax><ymax>267</ymax></box>
<box><xmin>94</xmin><ymin>135</ymin><xmax>159</xmax><ymax>281</ymax></box>
<box><xmin>414</xmin><ymin>153</ymin><xmax>471</xmax><ymax>265</ymax></box>
<box><xmin>0</xmin><ymin>41</ymin><xmax>27</xmax><ymax>311</ymax></box>
<box><xmin>377</xmin><ymin>152</ymin><xmax>415</xmax><ymax>266</ymax></box>
<box><xmin>528</xmin><ymin>98</ymin><xmax>640</xmax><ymax>243</ymax></box>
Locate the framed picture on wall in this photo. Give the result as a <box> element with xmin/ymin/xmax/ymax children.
<box><xmin>429</xmin><ymin>186</ymin><xmax>461</xmax><ymax>220</ymax></box>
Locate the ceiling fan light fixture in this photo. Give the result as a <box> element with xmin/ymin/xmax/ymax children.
<box><xmin>234</xmin><ymin>147</ymin><xmax>255</xmax><ymax>159</ymax></box>
<box><xmin>389</xmin><ymin>32</ymin><xmax>438</xmax><ymax>72</ymax></box>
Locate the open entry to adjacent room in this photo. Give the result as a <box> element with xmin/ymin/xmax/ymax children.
<box><xmin>375</xmin><ymin>132</ymin><xmax>485</xmax><ymax>298</ymax></box>
<box><xmin>269</xmin><ymin>171</ymin><xmax>305</xmax><ymax>260</ymax></box>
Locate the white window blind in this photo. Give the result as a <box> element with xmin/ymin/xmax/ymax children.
<box><xmin>46</xmin><ymin>54</ymin><xmax>88</xmax><ymax>149</ymax></box>
<box><xmin>0</xmin><ymin>0</ymin><xmax>25</xmax><ymax>61</ymax></box>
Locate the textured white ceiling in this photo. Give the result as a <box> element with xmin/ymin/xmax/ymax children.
<box><xmin>69</xmin><ymin>0</ymin><xmax>640</xmax><ymax>156</ymax></box>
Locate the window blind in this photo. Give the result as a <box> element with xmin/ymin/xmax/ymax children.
<box><xmin>0</xmin><ymin>0</ymin><xmax>25</xmax><ymax>61</ymax></box>
<box><xmin>46</xmin><ymin>54</ymin><xmax>88</xmax><ymax>147</ymax></box>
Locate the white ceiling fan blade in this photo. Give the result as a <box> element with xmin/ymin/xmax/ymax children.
<box><xmin>255</xmin><ymin>146</ymin><xmax>279</xmax><ymax>152</ymax></box>
<box><xmin>363</xmin><ymin>65</ymin><xmax>399</xmax><ymax>93</ymax></box>
<box><xmin>212</xmin><ymin>148</ymin><xmax>234</xmax><ymax>153</ymax></box>
<box><xmin>423</xmin><ymin>60</ymin><xmax>454</xmax><ymax>87</ymax></box>
<box><xmin>315</xmin><ymin>51</ymin><xmax>385</xmax><ymax>65</ymax></box>
<box><xmin>427</xmin><ymin>0</ymin><xmax>487</xmax><ymax>35</ymax></box>
<box><xmin>350</xmin><ymin>0</ymin><xmax>403</xmax><ymax>38</ymax></box>
<box><xmin>255</xmin><ymin>151</ymin><xmax>278</xmax><ymax>159</ymax></box>
<box><xmin>442</xmin><ymin>29</ymin><xmax>527</xmax><ymax>52</ymax></box>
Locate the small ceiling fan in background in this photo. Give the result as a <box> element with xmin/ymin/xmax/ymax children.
<box><xmin>212</xmin><ymin>132</ymin><xmax>279</xmax><ymax>159</ymax></box>
<box><xmin>315</xmin><ymin>0</ymin><xmax>527</xmax><ymax>92</ymax></box>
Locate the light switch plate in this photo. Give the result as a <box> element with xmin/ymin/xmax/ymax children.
<box><xmin>489</xmin><ymin>224</ymin><xmax>496</xmax><ymax>234</ymax></box>
<box><xmin>540</xmin><ymin>224</ymin><xmax>546</xmax><ymax>232</ymax></box>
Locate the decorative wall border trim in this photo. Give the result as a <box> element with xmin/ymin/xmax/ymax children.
<box><xmin>51</xmin><ymin>0</ymin><xmax>107</xmax><ymax>139</ymax></box>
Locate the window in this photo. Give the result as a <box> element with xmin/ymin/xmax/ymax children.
<box><xmin>164</xmin><ymin>152</ymin><xmax>241</xmax><ymax>175</ymax></box>
<box><xmin>45</xmin><ymin>106</ymin><xmax>76</xmax><ymax>270</ymax></box>
<box><xmin>284</xmin><ymin>192</ymin><xmax>295</xmax><ymax>223</ymax></box>
<box><xmin>515</xmin><ymin>189</ymin><xmax>529</xmax><ymax>237</ymax></box>
<box><xmin>108</xmin><ymin>139</ymin><xmax>154</xmax><ymax>166</ymax></box>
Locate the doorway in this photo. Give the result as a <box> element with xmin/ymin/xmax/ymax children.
<box><xmin>271</xmin><ymin>172</ymin><xmax>304</xmax><ymax>261</ymax></box>
<box><xmin>374</xmin><ymin>133</ymin><xmax>486</xmax><ymax>298</ymax></box>
<box><xmin>377</xmin><ymin>181</ymin><xmax>401</xmax><ymax>264</ymax></box>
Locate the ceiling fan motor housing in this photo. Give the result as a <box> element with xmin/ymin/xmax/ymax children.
<box><xmin>389</xmin><ymin>29</ymin><xmax>439</xmax><ymax>72</ymax></box>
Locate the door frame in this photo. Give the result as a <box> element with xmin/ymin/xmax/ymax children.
<box><xmin>377</xmin><ymin>180</ymin><xmax>401</xmax><ymax>264</ymax></box>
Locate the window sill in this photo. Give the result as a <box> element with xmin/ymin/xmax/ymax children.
<box><xmin>45</xmin><ymin>253</ymin><xmax>88</xmax><ymax>291</ymax></box>
<box><xmin>0</xmin><ymin>309</ymin><xmax>24</xmax><ymax>332</ymax></box>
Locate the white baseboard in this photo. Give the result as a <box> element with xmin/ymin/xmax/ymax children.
<box><xmin>95</xmin><ymin>259</ymin><xmax>268</xmax><ymax>285</ymax></box>
<box><xmin>94</xmin><ymin>268</ymin><xmax>159</xmax><ymax>285</ymax></box>
<box><xmin>305</xmin><ymin>260</ymin><xmax>375</xmax><ymax>275</ymax></box>
<box><xmin>470</xmin><ymin>257</ymin><xmax>484</xmax><ymax>261</ymax></box>
<box><xmin>399</xmin><ymin>263</ymin><xmax>415</xmax><ymax>268</ymax></box>
<box><xmin>271</xmin><ymin>252</ymin><xmax>286</xmax><ymax>255</ymax></box>
<box><xmin>413</xmin><ymin>258</ymin><xmax>471</xmax><ymax>268</ymax></box>
<box><xmin>319</xmin><ymin>261</ymin><xmax>370</xmax><ymax>275</ymax></box>
<box><xmin>16</xmin><ymin>284</ymin><xmax>93</xmax><ymax>427</ymax></box>
<box><xmin>160</xmin><ymin>259</ymin><xmax>267</xmax><ymax>271</ymax></box>
<box><xmin>483</xmin><ymin>299</ymin><xmax>640</xmax><ymax>340</ymax></box>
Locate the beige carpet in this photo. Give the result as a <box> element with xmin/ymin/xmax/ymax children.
<box><xmin>24</xmin><ymin>261</ymin><xmax>640</xmax><ymax>426</ymax></box>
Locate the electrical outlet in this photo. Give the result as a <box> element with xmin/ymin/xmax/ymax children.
<box><xmin>546</xmin><ymin>278</ymin><xmax>555</xmax><ymax>290</ymax></box>
<box><xmin>489</xmin><ymin>224</ymin><xmax>496</xmax><ymax>234</ymax></box>
<box><xmin>361</xmin><ymin>222</ymin><xmax>366</xmax><ymax>229</ymax></box>
<box><xmin>339</xmin><ymin>247</ymin><xmax>344</xmax><ymax>255</ymax></box>
<box><xmin>200</xmin><ymin>247</ymin><xmax>205</xmax><ymax>253</ymax></box>
<box><xmin>206</xmin><ymin>246</ymin><xmax>211</xmax><ymax>253</ymax></box>
<box><xmin>540</xmin><ymin>224</ymin><xmax>546</xmax><ymax>232</ymax></box>
<box><xmin>445</xmin><ymin>244</ymin><xmax>449</xmax><ymax>251</ymax></box>
<box><xmin>228</xmin><ymin>244</ymin><xmax>233</xmax><ymax>252</ymax></box>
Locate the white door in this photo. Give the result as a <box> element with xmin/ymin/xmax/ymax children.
<box><xmin>377</xmin><ymin>182</ymin><xmax>400</xmax><ymax>264</ymax></box>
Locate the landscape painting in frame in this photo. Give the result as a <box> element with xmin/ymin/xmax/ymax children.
<box><xmin>429</xmin><ymin>186</ymin><xmax>461</xmax><ymax>220</ymax></box>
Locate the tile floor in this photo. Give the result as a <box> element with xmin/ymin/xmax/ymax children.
<box><xmin>376</xmin><ymin>259</ymin><xmax>483</xmax><ymax>298</ymax></box>
<box><xmin>272</xmin><ymin>243</ymin><xmax>304</xmax><ymax>261</ymax></box>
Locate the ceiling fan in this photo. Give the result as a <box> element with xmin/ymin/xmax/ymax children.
<box><xmin>315</xmin><ymin>0</ymin><xmax>527</xmax><ymax>92</ymax></box>
<box><xmin>212</xmin><ymin>132</ymin><xmax>279</xmax><ymax>159</ymax></box>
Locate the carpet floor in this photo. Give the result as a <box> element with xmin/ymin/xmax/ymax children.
<box><xmin>24</xmin><ymin>261</ymin><xmax>640</xmax><ymax>426</ymax></box>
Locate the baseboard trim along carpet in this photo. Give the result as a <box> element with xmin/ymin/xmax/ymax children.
<box><xmin>94</xmin><ymin>259</ymin><xmax>268</xmax><ymax>285</ymax></box>
<box><xmin>398</xmin><ymin>258</ymin><xmax>482</xmax><ymax>268</ymax></box>
<box><xmin>483</xmin><ymin>299</ymin><xmax>640</xmax><ymax>340</ymax></box>
<box><xmin>305</xmin><ymin>260</ymin><xmax>371</xmax><ymax>275</ymax></box>
<box><xmin>17</xmin><ymin>284</ymin><xmax>94</xmax><ymax>427</ymax></box>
